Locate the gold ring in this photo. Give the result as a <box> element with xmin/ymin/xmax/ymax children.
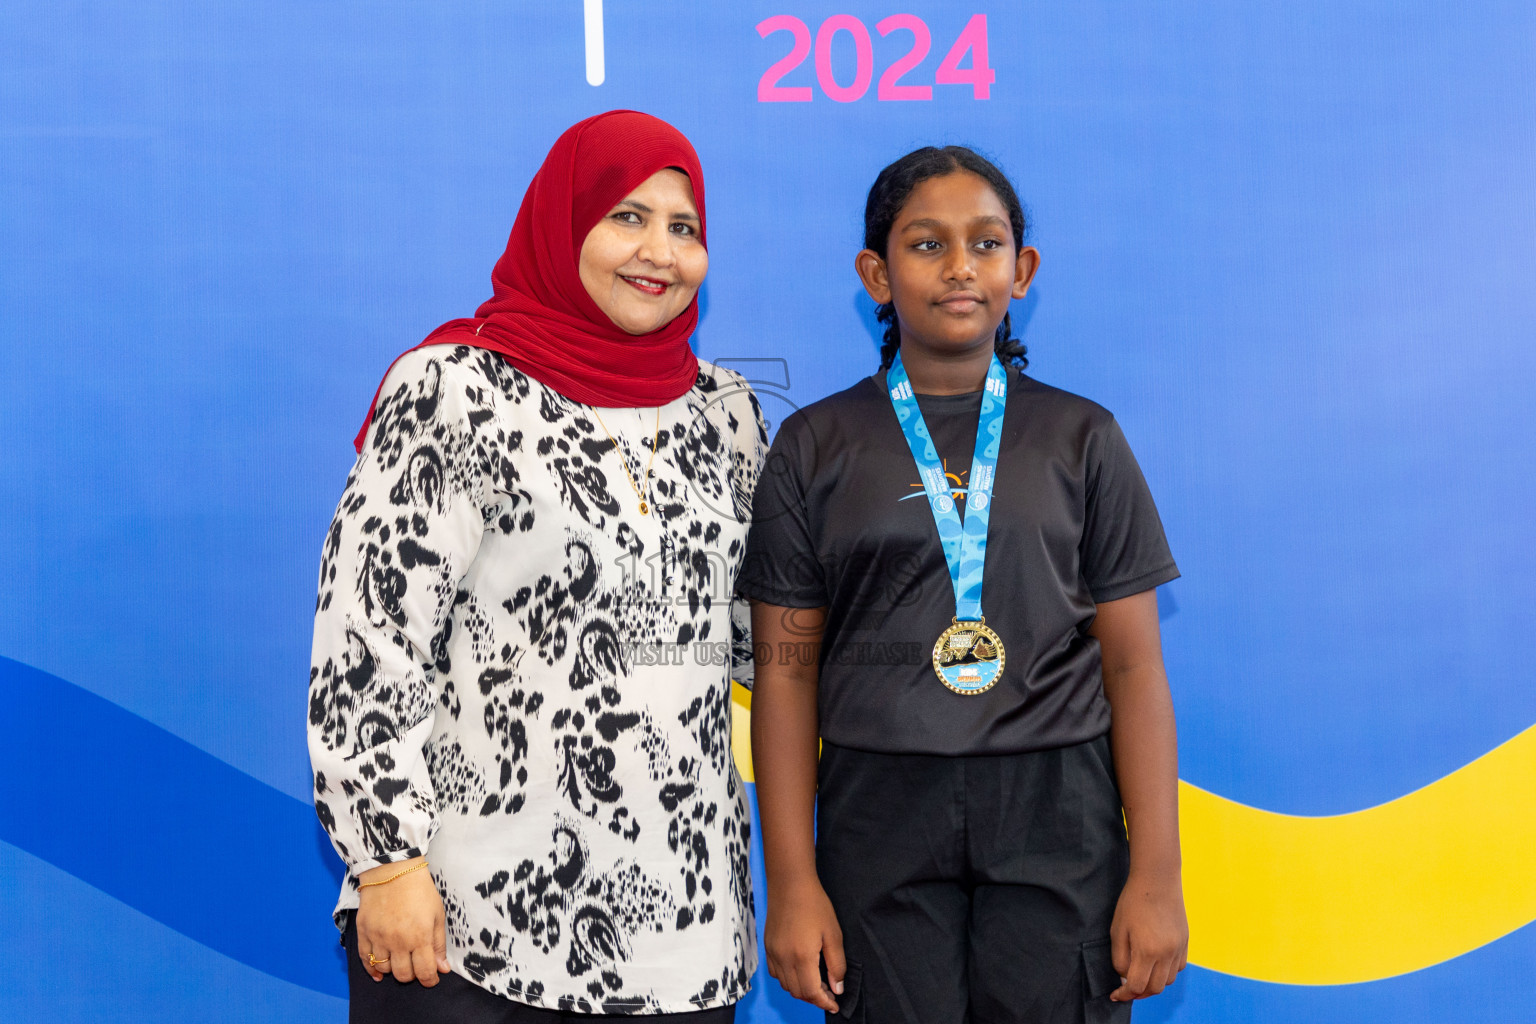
<box><xmin>367</xmin><ymin>954</ymin><xmax>390</xmax><ymax>966</ymax></box>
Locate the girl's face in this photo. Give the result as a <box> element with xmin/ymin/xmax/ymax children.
<box><xmin>857</xmin><ymin>170</ymin><xmax>1038</xmax><ymax>357</ymax></box>
<box><xmin>579</xmin><ymin>168</ymin><xmax>708</xmax><ymax>335</ymax></box>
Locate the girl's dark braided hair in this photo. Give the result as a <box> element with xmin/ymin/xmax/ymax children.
<box><xmin>864</xmin><ymin>146</ymin><xmax>1030</xmax><ymax>370</ymax></box>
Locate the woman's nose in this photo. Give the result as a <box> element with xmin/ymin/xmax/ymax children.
<box><xmin>636</xmin><ymin>224</ymin><xmax>677</xmax><ymax>267</ymax></box>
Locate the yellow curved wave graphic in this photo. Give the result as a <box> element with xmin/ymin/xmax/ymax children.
<box><xmin>729</xmin><ymin>684</ymin><xmax>1536</xmax><ymax>984</ymax></box>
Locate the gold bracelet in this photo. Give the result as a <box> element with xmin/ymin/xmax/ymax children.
<box><xmin>357</xmin><ymin>860</ymin><xmax>430</xmax><ymax>889</ymax></box>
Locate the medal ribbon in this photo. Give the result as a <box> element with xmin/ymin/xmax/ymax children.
<box><xmin>886</xmin><ymin>352</ymin><xmax>1008</xmax><ymax>622</ymax></box>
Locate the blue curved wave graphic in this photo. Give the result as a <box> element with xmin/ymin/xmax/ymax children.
<box><xmin>9</xmin><ymin>652</ymin><xmax>1536</xmax><ymax>1024</ymax></box>
<box><xmin>0</xmin><ymin>656</ymin><xmax>347</xmax><ymax>997</ymax></box>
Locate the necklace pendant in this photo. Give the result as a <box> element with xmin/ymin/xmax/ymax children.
<box><xmin>639</xmin><ymin>501</ymin><xmax>649</xmax><ymax>515</ymax></box>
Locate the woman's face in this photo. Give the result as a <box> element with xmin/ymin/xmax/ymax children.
<box><xmin>579</xmin><ymin>169</ymin><xmax>708</xmax><ymax>335</ymax></box>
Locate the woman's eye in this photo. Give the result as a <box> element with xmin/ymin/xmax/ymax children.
<box><xmin>670</xmin><ymin>222</ymin><xmax>696</xmax><ymax>237</ymax></box>
<box><xmin>613</xmin><ymin>211</ymin><xmax>642</xmax><ymax>224</ymax></box>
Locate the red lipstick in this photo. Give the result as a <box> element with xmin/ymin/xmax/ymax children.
<box><xmin>621</xmin><ymin>275</ymin><xmax>670</xmax><ymax>296</ymax></box>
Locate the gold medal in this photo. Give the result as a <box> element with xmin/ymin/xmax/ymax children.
<box><xmin>932</xmin><ymin>617</ymin><xmax>1006</xmax><ymax>695</ymax></box>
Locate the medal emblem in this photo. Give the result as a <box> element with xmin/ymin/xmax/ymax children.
<box><xmin>932</xmin><ymin>617</ymin><xmax>1006</xmax><ymax>695</ymax></box>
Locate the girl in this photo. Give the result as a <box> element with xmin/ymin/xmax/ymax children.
<box><xmin>309</xmin><ymin>111</ymin><xmax>765</xmax><ymax>1023</ymax></box>
<box><xmin>740</xmin><ymin>147</ymin><xmax>1187</xmax><ymax>1023</ymax></box>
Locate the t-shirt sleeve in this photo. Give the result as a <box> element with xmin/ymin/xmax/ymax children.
<box><xmin>736</xmin><ymin>415</ymin><xmax>829</xmax><ymax>608</ymax></box>
<box><xmin>1080</xmin><ymin>416</ymin><xmax>1180</xmax><ymax>602</ymax></box>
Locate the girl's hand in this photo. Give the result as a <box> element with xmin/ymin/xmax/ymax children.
<box><xmin>765</xmin><ymin>876</ymin><xmax>846</xmax><ymax>1013</ymax></box>
<box><xmin>355</xmin><ymin>858</ymin><xmax>453</xmax><ymax>986</ymax></box>
<box><xmin>1108</xmin><ymin>870</ymin><xmax>1188</xmax><ymax>1002</ymax></box>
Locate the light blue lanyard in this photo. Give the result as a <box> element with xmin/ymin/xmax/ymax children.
<box><xmin>886</xmin><ymin>352</ymin><xmax>1008</xmax><ymax>622</ymax></box>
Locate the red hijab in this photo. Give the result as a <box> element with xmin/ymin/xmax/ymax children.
<box><xmin>354</xmin><ymin>110</ymin><xmax>706</xmax><ymax>452</ymax></box>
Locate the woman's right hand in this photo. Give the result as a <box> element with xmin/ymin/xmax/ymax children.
<box><xmin>765</xmin><ymin>876</ymin><xmax>846</xmax><ymax>1013</ymax></box>
<box><xmin>354</xmin><ymin>857</ymin><xmax>452</xmax><ymax>986</ymax></box>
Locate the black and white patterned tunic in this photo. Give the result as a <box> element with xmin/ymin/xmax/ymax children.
<box><xmin>308</xmin><ymin>345</ymin><xmax>766</xmax><ymax>1014</ymax></box>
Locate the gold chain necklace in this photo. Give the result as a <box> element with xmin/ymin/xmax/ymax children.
<box><xmin>590</xmin><ymin>407</ymin><xmax>661</xmax><ymax>515</ymax></box>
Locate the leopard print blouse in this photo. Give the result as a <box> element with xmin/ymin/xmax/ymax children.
<box><xmin>308</xmin><ymin>345</ymin><xmax>766</xmax><ymax>1013</ymax></box>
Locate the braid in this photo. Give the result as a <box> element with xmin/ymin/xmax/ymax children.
<box><xmin>877</xmin><ymin>304</ymin><xmax>901</xmax><ymax>370</ymax></box>
<box><xmin>994</xmin><ymin>312</ymin><xmax>1028</xmax><ymax>369</ymax></box>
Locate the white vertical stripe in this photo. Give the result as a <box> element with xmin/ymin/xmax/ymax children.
<box><xmin>583</xmin><ymin>0</ymin><xmax>605</xmax><ymax>86</ymax></box>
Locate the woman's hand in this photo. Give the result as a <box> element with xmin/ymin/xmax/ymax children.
<box><xmin>354</xmin><ymin>857</ymin><xmax>452</xmax><ymax>986</ymax></box>
<box><xmin>1108</xmin><ymin>870</ymin><xmax>1188</xmax><ymax>1001</ymax></box>
<box><xmin>765</xmin><ymin>876</ymin><xmax>846</xmax><ymax>1013</ymax></box>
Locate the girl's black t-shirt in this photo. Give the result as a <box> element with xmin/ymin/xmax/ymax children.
<box><xmin>736</xmin><ymin>367</ymin><xmax>1179</xmax><ymax>756</ymax></box>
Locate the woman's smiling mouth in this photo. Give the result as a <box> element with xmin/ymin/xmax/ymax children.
<box><xmin>621</xmin><ymin>274</ymin><xmax>671</xmax><ymax>296</ymax></box>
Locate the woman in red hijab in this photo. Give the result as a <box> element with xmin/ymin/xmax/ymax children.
<box><xmin>309</xmin><ymin>111</ymin><xmax>766</xmax><ymax>1024</ymax></box>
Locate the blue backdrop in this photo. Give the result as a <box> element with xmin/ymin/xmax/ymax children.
<box><xmin>3</xmin><ymin>1</ymin><xmax>1534</xmax><ymax>1021</ymax></box>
